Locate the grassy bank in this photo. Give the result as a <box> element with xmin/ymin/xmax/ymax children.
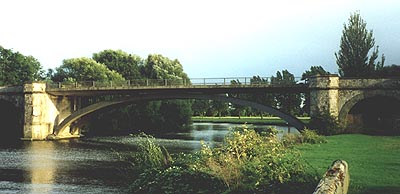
<box><xmin>192</xmin><ymin>116</ymin><xmax>310</xmax><ymax>125</ymax></box>
<box><xmin>298</xmin><ymin>134</ymin><xmax>400</xmax><ymax>194</ymax></box>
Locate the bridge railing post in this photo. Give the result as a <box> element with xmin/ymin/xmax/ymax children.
<box><xmin>146</xmin><ymin>79</ymin><xmax>149</xmax><ymax>87</ymax></box>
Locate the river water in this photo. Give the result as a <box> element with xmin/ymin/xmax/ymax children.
<box><xmin>0</xmin><ymin>123</ymin><xmax>297</xmax><ymax>194</ymax></box>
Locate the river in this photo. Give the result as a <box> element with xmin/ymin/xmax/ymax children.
<box><xmin>0</xmin><ymin>123</ymin><xmax>297</xmax><ymax>194</ymax></box>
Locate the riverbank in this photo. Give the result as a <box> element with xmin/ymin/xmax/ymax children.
<box><xmin>298</xmin><ymin>134</ymin><xmax>400</xmax><ymax>194</ymax></box>
<box><xmin>192</xmin><ymin>116</ymin><xmax>310</xmax><ymax>125</ymax></box>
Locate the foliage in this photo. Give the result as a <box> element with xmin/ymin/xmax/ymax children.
<box><xmin>141</xmin><ymin>54</ymin><xmax>189</xmax><ymax>80</ymax></box>
<box><xmin>51</xmin><ymin>57</ymin><xmax>125</xmax><ymax>82</ymax></box>
<box><xmin>191</xmin><ymin>99</ymin><xmax>211</xmax><ymax>117</ymax></box>
<box><xmin>131</xmin><ymin>133</ymin><xmax>172</xmax><ymax>170</ymax></box>
<box><xmin>300</xmin><ymin>129</ymin><xmax>327</xmax><ymax>144</ymax></box>
<box><xmin>159</xmin><ymin>100</ymin><xmax>193</xmax><ymax>131</ymax></box>
<box><xmin>335</xmin><ymin>11</ymin><xmax>385</xmax><ymax>77</ymax></box>
<box><xmin>376</xmin><ymin>64</ymin><xmax>400</xmax><ymax>77</ymax></box>
<box><xmin>49</xmin><ymin>51</ymin><xmax>193</xmax><ymax>134</ymax></box>
<box><xmin>0</xmin><ymin>46</ymin><xmax>43</xmax><ymax>85</ymax></box>
<box><xmin>130</xmin><ymin>134</ymin><xmax>224</xmax><ymax>194</ymax></box>
<box><xmin>301</xmin><ymin>66</ymin><xmax>330</xmax><ymax>80</ymax></box>
<box><xmin>308</xmin><ymin>110</ymin><xmax>343</xmax><ymax>135</ymax></box>
<box><xmin>194</xmin><ymin>126</ymin><xmax>307</xmax><ymax>193</ymax></box>
<box><xmin>283</xmin><ymin>129</ymin><xmax>327</xmax><ymax>146</ymax></box>
<box><xmin>93</xmin><ymin>49</ymin><xmax>143</xmax><ymax>80</ymax></box>
<box><xmin>271</xmin><ymin>70</ymin><xmax>302</xmax><ymax>116</ymax></box>
<box><xmin>131</xmin><ymin>166</ymin><xmax>225</xmax><ymax>194</ymax></box>
<box><xmin>130</xmin><ymin>127</ymin><xmax>318</xmax><ymax>193</ymax></box>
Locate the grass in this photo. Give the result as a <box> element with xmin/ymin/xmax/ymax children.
<box><xmin>192</xmin><ymin>116</ymin><xmax>310</xmax><ymax>125</ymax></box>
<box><xmin>298</xmin><ymin>134</ymin><xmax>400</xmax><ymax>194</ymax></box>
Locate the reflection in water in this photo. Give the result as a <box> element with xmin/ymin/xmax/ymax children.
<box><xmin>0</xmin><ymin>122</ymin><xmax>298</xmax><ymax>193</ymax></box>
<box><xmin>26</xmin><ymin>142</ymin><xmax>56</xmax><ymax>194</ymax></box>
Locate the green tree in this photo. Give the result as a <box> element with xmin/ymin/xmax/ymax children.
<box><xmin>160</xmin><ymin>100</ymin><xmax>193</xmax><ymax>131</ymax></box>
<box><xmin>211</xmin><ymin>100</ymin><xmax>229</xmax><ymax>118</ymax></box>
<box><xmin>335</xmin><ymin>12</ymin><xmax>385</xmax><ymax>77</ymax></box>
<box><xmin>0</xmin><ymin>46</ymin><xmax>43</xmax><ymax>85</ymax></box>
<box><xmin>271</xmin><ymin>70</ymin><xmax>302</xmax><ymax>116</ymax></box>
<box><xmin>142</xmin><ymin>54</ymin><xmax>189</xmax><ymax>80</ymax></box>
<box><xmin>52</xmin><ymin>57</ymin><xmax>124</xmax><ymax>82</ymax></box>
<box><xmin>93</xmin><ymin>49</ymin><xmax>143</xmax><ymax>80</ymax></box>
<box><xmin>376</xmin><ymin>64</ymin><xmax>400</xmax><ymax>77</ymax></box>
<box><xmin>249</xmin><ymin>76</ymin><xmax>276</xmax><ymax>118</ymax></box>
<box><xmin>192</xmin><ymin>99</ymin><xmax>211</xmax><ymax>117</ymax></box>
<box><xmin>301</xmin><ymin>66</ymin><xmax>330</xmax><ymax>80</ymax></box>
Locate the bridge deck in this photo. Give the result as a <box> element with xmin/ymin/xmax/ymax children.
<box><xmin>45</xmin><ymin>81</ymin><xmax>308</xmax><ymax>96</ymax></box>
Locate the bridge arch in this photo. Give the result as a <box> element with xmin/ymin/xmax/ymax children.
<box><xmin>54</xmin><ymin>94</ymin><xmax>307</xmax><ymax>137</ymax></box>
<box><xmin>339</xmin><ymin>92</ymin><xmax>400</xmax><ymax>133</ymax></box>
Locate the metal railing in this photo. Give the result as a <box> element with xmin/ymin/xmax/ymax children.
<box><xmin>46</xmin><ymin>77</ymin><xmax>305</xmax><ymax>89</ymax></box>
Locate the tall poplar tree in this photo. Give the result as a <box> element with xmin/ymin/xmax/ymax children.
<box><xmin>335</xmin><ymin>12</ymin><xmax>385</xmax><ymax>77</ymax></box>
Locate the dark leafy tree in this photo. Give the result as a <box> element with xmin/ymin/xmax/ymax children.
<box><xmin>301</xmin><ymin>66</ymin><xmax>330</xmax><ymax>80</ymax></box>
<box><xmin>271</xmin><ymin>70</ymin><xmax>302</xmax><ymax>116</ymax></box>
<box><xmin>192</xmin><ymin>100</ymin><xmax>211</xmax><ymax>117</ymax></box>
<box><xmin>249</xmin><ymin>76</ymin><xmax>276</xmax><ymax>118</ymax></box>
<box><xmin>335</xmin><ymin>12</ymin><xmax>385</xmax><ymax>77</ymax></box>
<box><xmin>228</xmin><ymin>79</ymin><xmax>250</xmax><ymax>118</ymax></box>
<box><xmin>160</xmin><ymin>100</ymin><xmax>193</xmax><ymax>131</ymax></box>
<box><xmin>376</xmin><ymin>65</ymin><xmax>400</xmax><ymax>77</ymax></box>
<box><xmin>0</xmin><ymin>46</ymin><xmax>43</xmax><ymax>85</ymax></box>
<box><xmin>93</xmin><ymin>49</ymin><xmax>143</xmax><ymax>80</ymax></box>
<box><xmin>211</xmin><ymin>100</ymin><xmax>229</xmax><ymax>118</ymax></box>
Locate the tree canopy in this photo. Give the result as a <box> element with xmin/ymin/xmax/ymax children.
<box><xmin>271</xmin><ymin>70</ymin><xmax>302</xmax><ymax>115</ymax></box>
<box><xmin>301</xmin><ymin>66</ymin><xmax>330</xmax><ymax>80</ymax></box>
<box><xmin>51</xmin><ymin>57</ymin><xmax>125</xmax><ymax>82</ymax></box>
<box><xmin>142</xmin><ymin>54</ymin><xmax>189</xmax><ymax>80</ymax></box>
<box><xmin>93</xmin><ymin>50</ymin><xmax>142</xmax><ymax>80</ymax></box>
<box><xmin>0</xmin><ymin>46</ymin><xmax>43</xmax><ymax>85</ymax></box>
<box><xmin>335</xmin><ymin>12</ymin><xmax>385</xmax><ymax>77</ymax></box>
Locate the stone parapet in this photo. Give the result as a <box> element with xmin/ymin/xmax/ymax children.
<box><xmin>339</xmin><ymin>78</ymin><xmax>400</xmax><ymax>89</ymax></box>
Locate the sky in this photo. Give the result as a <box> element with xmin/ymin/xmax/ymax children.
<box><xmin>1</xmin><ymin>0</ymin><xmax>399</xmax><ymax>78</ymax></box>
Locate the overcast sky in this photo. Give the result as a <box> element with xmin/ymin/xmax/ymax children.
<box><xmin>1</xmin><ymin>0</ymin><xmax>399</xmax><ymax>78</ymax></box>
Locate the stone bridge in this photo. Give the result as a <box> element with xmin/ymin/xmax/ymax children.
<box><xmin>0</xmin><ymin>75</ymin><xmax>399</xmax><ymax>140</ymax></box>
<box><xmin>309</xmin><ymin>75</ymin><xmax>400</xmax><ymax>134</ymax></box>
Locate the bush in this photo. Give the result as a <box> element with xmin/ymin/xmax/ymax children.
<box><xmin>282</xmin><ymin>129</ymin><xmax>327</xmax><ymax>146</ymax></box>
<box><xmin>130</xmin><ymin>128</ymin><xmax>317</xmax><ymax>193</ymax></box>
<box><xmin>308</xmin><ymin>110</ymin><xmax>343</xmax><ymax>135</ymax></box>
<box><xmin>194</xmin><ymin>126</ymin><xmax>307</xmax><ymax>193</ymax></box>
<box><xmin>131</xmin><ymin>133</ymin><xmax>172</xmax><ymax>170</ymax></box>
<box><xmin>301</xmin><ymin>129</ymin><xmax>327</xmax><ymax>144</ymax></box>
<box><xmin>131</xmin><ymin>166</ymin><xmax>225</xmax><ymax>194</ymax></box>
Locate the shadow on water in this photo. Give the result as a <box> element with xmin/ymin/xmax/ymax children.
<box><xmin>0</xmin><ymin>100</ymin><xmax>23</xmax><ymax>143</ymax></box>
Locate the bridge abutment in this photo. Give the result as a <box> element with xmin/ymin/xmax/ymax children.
<box><xmin>22</xmin><ymin>83</ymin><xmax>78</xmax><ymax>140</ymax></box>
<box><xmin>22</xmin><ymin>83</ymin><xmax>57</xmax><ymax>140</ymax></box>
<box><xmin>309</xmin><ymin>75</ymin><xmax>340</xmax><ymax>118</ymax></box>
